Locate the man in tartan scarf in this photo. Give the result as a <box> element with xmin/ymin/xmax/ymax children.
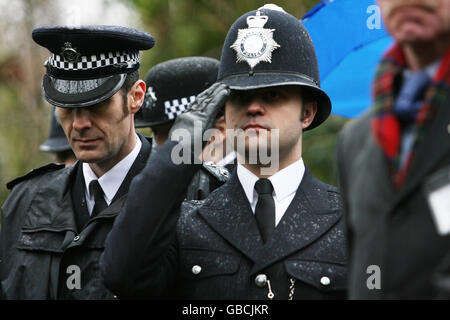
<box><xmin>336</xmin><ymin>0</ymin><xmax>450</xmax><ymax>299</ymax></box>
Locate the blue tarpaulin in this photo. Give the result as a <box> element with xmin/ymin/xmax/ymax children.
<box><xmin>302</xmin><ymin>0</ymin><xmax>393</xmax><ymax>118</ymax></box>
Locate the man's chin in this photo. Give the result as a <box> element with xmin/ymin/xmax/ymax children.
<box><xmin>74</xmin><ymin>150</ymin><xmax>103</xmax><ymax>163</ymax></box>
<box><xmin>239</xmin><ymin>144</ymin><xmax>272</xmax><ymax>164</ymax></box>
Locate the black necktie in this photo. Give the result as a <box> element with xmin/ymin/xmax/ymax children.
<box><xmin>254</xmin><ymin>178</ymin><xmax>275</xmax><ymax>243</ymax></box>
<box><xmin>89</xmin><ymin>180</ymin><xmax>108</xmax><ymax>216</ymax></box>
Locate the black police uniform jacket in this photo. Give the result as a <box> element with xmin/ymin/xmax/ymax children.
<box><xmin>336</xmin><ymin>106</ymin><xmax>450</xmax><ymax>299</ymax></box>
<box><xmin>101</xmin><ymin>141</ymin><xmax>347</xmax><ymax>299</ymax></box>
<box><xmin>0</xmin><ymin>134</ymin><xmax>151</xmax><ymax>299</ymax></box>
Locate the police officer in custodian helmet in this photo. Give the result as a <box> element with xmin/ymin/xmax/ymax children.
<box><xmin>135</xmin><ymin>57</ymin><xmax>232</xmax><ymax>200</ymax></box>
<box><xmin>135</xmin><ymin>56</ymin><xmax>220</xmax><ymax>146</ymax></box>
<box><xmin>101</xmin><ymin>5</ymin><xmax>347</xmax><ymax>299</ymax></box>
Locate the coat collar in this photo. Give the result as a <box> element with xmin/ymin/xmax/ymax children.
<box><xmin>358</xmin><ymin>91</ymin><xmax>450</xmax><ymax>215</ymax></box>
<box><xmin>22</xmin><ymin>134</ymin><xmax>152</xmax><ymax>232</ymax></box>
<box><xmin>391</xmin><ymin>91</ymin><xmax>450</xmax><ymax>208</ymax></box>
<box><xmin>251</xmin><ymin>167</ymin><xmax>342</xmax><ymax>274</ymax></box>
<box><xmin>198</xmin><ymin>166</ymin><xmax>342</xmax><ymax>272</ymax></box>
<box><xmin>111</xmin><ymin>133</ymin><xmax>151</xmax><ymax>202</ymax></box>
<box><xmin>198</xmin><ymin>170</ymin><xmax>264</xmax><ymax>262</ymax></box>
<box><xmin>21</xmin><ymin>164</ymin><xmax>78</xmax><ymax>232</ymax></box>
<box><xmin>342</xmin><ymin>109</ymin><xmax>398</xmax><ymax>212</ymax></box>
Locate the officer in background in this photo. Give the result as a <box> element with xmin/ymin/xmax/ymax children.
<box><xmin>0</xmin><ymin>25</ymin><xmax>154</xmax><ymax>299</ymax></box>
<box><xmin>136</xmin><ymin>56</ymin><xmax>234</xmax><ymax>200</ymax></box>
<box><xmin>135</xmin><ymin>56</ymin><xmax>219</xmax><ymax>147</ymax></box>
<box><xmin>101</xmin><ymin>5</ymin><xmax>347</xmax><ymax>299</ymax></box>
<box><xmin>40</xmin><ymin>107</ymin><xmax>76</xmax><ymax>167</ymax></box>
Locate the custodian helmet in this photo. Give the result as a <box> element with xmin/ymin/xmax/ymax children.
<box><xmin>217</xmin><ymin>5</ymin><xmax>331</xmax><ymax>130</ymax></box>
<box><xmin>135</xmin><ymin>56</ymin><xmax>219</xmax><ymax>128</ymax></box>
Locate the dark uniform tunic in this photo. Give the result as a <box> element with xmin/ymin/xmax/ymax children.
<box><xmin>101</xmin><ymin>141</ymin><xmax>347</xmax><ymax>299</ymax></box>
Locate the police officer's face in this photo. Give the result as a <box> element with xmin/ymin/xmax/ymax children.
<box><xmin>56</xmin><ymin>88</ymin><xmax>139</xmax><ymax>172</ymax></box>
<box><xmin>225</xmin><ymin>86</ymin><xmax>316</xmax><ymax>166</ymax></box>
<box><xmin>378</xmin><ymin>0</ymin><xmax>450</xmax><ymax>44</ymax></box>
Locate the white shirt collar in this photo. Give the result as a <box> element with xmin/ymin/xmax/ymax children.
<box><xmin>83</xmin><ymin>134</ymin><xmax>142</xmax><ymax>205</ymax></box>
<box><xmin>403</xmin><ymin>59</ymin><xmax>441</xmax><ymax>80</ymax></box>
<box><xmin>237</xmin><ymin>158</ymin><xmax>305</xmax><ymax>205</ymax></box>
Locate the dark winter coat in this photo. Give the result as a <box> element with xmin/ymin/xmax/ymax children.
<box><xmin>0</xmin><ymin>135</ymin><xmax>151</xmax><ymax>299</ymax></box>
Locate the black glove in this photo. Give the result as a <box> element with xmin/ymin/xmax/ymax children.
<box><xmin>169</xmin><ymin>82</ymin><xmax>230</xmax><ymax>152</ymax></box>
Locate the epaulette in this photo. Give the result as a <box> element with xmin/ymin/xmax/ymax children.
<box><xmin>202</xmin><ymin>161</ymin><xmax>231</xmax><ymax>183</ymax></box>
<box><xmin>6</xmin><ymin>163</ymin><xmax>65</xmax><ymax>190</ymax></box>
<box><xmin>327</xmin><ymin>186</ymin><xmax>343</xmax><ymax>212</ymax></box>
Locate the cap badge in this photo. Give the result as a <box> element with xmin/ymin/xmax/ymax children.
<box><xmin>61</xmin><ymin>42</ymin><xmax>80</xmax><ymax>63</ymax></box>
<box><xmin>230</xmin><ymin>10</ymin><xmax>280</xmax><ymax>69</ymax></box>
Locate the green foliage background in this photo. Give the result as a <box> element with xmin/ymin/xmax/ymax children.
<box><xmin>0</xmin><ymin>0</ymin><xmax>349</xmax><ymax>207</ymax></box>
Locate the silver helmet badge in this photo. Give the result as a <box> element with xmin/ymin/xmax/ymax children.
<box><xmin>230</xmin><ymin>10</ymin><xmax>280</xmax><ymax>70</ymax></box>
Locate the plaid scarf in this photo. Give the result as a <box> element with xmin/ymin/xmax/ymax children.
<box><xmin>371</xmin><ymin>44</ymin><xmax>450</xmax><ymax>188</ymax></box>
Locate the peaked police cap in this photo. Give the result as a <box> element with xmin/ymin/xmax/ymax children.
<box><xmin>32</xmin><ymin>25</ymin><xmax>155</xmax><ymax>108</ymax></box>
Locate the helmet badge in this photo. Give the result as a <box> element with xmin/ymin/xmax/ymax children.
<box><xmin>230</xmin><ymin>10</ymin><xmax>280</xmax><ymax>70</ymax></box>
<box><xmin>143</xmin><ymin>86</ymin><xmax>157</xmax><ymax>110</ymax></box>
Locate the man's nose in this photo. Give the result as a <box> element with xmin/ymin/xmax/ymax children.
<box><xmin>72</xmin><ymin>108</ymin><xmax>92</xmax><ymax>130</ymax></box>
<box><xmin>246</xmin><ymin>97</ymin><xmax>265</xmax><ymax>116</ymax></box>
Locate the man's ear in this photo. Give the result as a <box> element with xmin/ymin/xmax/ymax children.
<box><xmin>129</xmin><ymin>80</ymin><xmax>146</xmax><ymax>114</ymax></box>
<box><xmin>301</xmin><ymin>101</ymin><xmax>318</xmax><ymax>130</ymax></box>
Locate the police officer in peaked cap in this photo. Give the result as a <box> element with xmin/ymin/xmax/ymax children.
<box><xmin>101</xmin><ymin>5</ymin><xmax>347</xmax><ymax>299</ymax></box>
<box><xmin>40</xmin><ymin>107</ymin><xmax>76</xmax><ymax>167</ymax></box>
<box><xmin>1</xmin><ymin>25</ymin><xmax>155</xmax><ymax>299</ymax></box>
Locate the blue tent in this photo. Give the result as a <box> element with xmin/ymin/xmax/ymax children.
<box><xmin>303</xmin><ymin>0</ymin><xmax>393</xmax><ymax>118</ymax></box>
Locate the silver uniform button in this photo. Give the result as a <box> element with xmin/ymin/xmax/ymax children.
<box><xmin>219</xmin><ymin>167</ymin><xmax>229</xmax><ymax>177</ymax></box>
<box><xmin>192</xmin><ymin>265</ymin><xmax>202</xmax><ymax>275</ymax></box>
<box><xmin>320</xmin><ymin>276</ymin><xmax>331</xmax><ymax>286</ymax></box>
<box><xmin>73</xmin><ymin>235</ymin><xmax>80</xmax><ymax>242</ymax></box>
<box><xmin>255</xmin><ymin>274</ymin><xmax>268</xmax><ymax>287</ymax></box>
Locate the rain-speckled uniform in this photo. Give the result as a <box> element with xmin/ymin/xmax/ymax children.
<box><xmin>175</xmin><ymin>169</ymin><xmax>346</xmax><ymax>299</ymax></box>
<box><xmin>101</xmin><ymin>6</ymin><xmax>348</xmax><ymax>300</ymax></box>
<box><xmin>101</xmin><ymin>142</ymin><xmax>347</xmax><ymax>299</ymax></box>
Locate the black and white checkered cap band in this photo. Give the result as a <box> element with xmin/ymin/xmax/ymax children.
<box><xmin>47</xmin><ymin>50</ymin><xmax>140</xmax><ymax>71</ymax></box>
<box><xmin>164</xmin><ymin>96</ymin><xmax>196</xmax><ymax>120</ymax></box>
